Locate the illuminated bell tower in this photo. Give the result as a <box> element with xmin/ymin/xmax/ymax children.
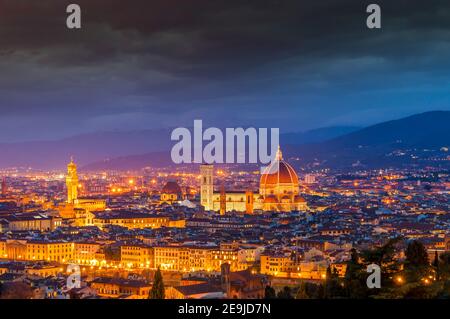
<box><xmin>200</xmin><ymin>164</ymin><xmax>213</xmax><ymax>211</ymax></box>
<box><xmin>66</xmin><ymin>157</ymin><xmax>79</xmax><ymax>204</ymax></box>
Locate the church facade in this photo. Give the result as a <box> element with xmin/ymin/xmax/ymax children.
<box><xmin>200</xmin><ymin>147</ymin><xmax>308</xmax><ymax>213</ymax></box>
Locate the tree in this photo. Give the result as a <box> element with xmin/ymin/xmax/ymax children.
<box><xmin>295</xmin><ymin>282</ymin><xmax>309</xmax><ymax>299</ymax></box>
<box><xmin>276</xmin><ymin>286</ymin><xmax>293</xmax><ymax>299</ymax></box>
<box><xmin>405</xmin><ymin>241</ymin><xmax>429</xmax><ymax>267</ymax></box>
<box><xmin>404</xmin><ymin>240</ymin><xmax>430</xmax><ymax>282</ymax></box>
<box><xmin>361</xmin><ymin>237</ymin><xmax>402</xmax><ymax>272</ymax></box>
<box><xmin>149</xmin><ymin>267</ymin><xmax>165</xmax><ymax>299</ymax></box>
<box><xmin>0</xmin><ymin>282</ymin><xmax>34</xmax><ymax>299</ymax></box>
<box><xmin>433</xmin><ymin>251</ymin><xmax>440</xmax><ymax>281</ymax></box>
<box><xmin>344</xmin><ymin>249</ymin><xmax>368</xmax><ymax>298</ymax></box>
<box><xmin>264</xmin><ymin>286</ymin><xmax>276</xmax><ymax>299</ymax></box>
<box><xmin>438</xmin><ymin>252</ymin><xmax>450</xmax><ymax>280</ymax></box>
<box><xmin>361</xmin><ymin>237</ymin><xmax>403</xmax><ymax>292</ymax></box>
<box><xmin>324</xmin><ymin>266</ymin><xmax>344</xmax><ymax>299</ymax></box>
<box><xmin>104</xmin><ymin>245</ymin><xmax>121</xmax><ymax>261</ymax></box>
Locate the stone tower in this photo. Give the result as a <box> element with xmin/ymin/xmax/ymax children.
<box><xmin>200</xmin><ymin>164</ymin><xmax>213</xmax><ymax>211</ymax></box>
<box><xmin>66</xmin><ymin>157</ymin><xmax>79</xmax><ymax>204</ymax></box>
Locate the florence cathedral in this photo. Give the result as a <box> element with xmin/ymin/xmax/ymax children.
<box><xmin>200</xmin><ymin>146</ymin><xmax>308</xmax><ymax>213</ymax></box>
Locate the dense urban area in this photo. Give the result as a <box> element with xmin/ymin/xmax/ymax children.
<box><xmin>0</xmin><ymin>147</ymin><xmax>449</xmax><ymax>299</ymax></box>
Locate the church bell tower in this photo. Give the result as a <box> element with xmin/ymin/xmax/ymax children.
<box><xmin>200</xmin><ymin>164</ymin><xmax>213</xmax><ymax>211</ymax></box>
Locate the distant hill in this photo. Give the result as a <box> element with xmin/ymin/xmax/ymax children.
<box><xmin>323</xmin><ymin>110</ymin><xmax>449</xmax><ymax>148</ymax></box>
<box><xmin>281</xmin><ymin>126</ymin><xmax>360</xmax><ymax>145</ymax></box>
<box><xmin>82</xmin><ymin>111</ymin><xmax>450</xmax><ymax>171</ymax></box>
<box><xmin>0</xmin><ymin>111</ymin><xmax>448</xmax><ymax>170</ymax></box>
<box><xmin>0</xmin><ymin>129</ymin><xmax>171</xmax><ymax>169</ymax></box>
<box><xmin>0</xmin><ymin>125</ymin><xmax>355</xmax><ymax>170</ymax></box>
<box><xmin>81</xmin><ymin>152</ymin><xmax>172</xmax><ymax>171</ymax></box>
<box><xmin>289</xmin><ymin>111</ymin><xmax>450</xmax><ymax>168</ymax></box>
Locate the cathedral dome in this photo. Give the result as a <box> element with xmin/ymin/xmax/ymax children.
<box><xmin>162</xmin><ymin>181</ymin><xmax>182</xmax><ymax>195</ymax></box>
<box><xmin>260</xmin><ymin>147</ymin><xmax>299</xmax><ymax>188</ymax></box>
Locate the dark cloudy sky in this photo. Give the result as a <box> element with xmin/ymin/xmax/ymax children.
<box><xmin>0</xmin><ymin>0</ymin><xmax>449</xmax><ymax>142</ymax></box>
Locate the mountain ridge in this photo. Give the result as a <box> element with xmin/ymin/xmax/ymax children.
<box><xmin>82</xmin><ymin>111</ymin><xmax>450</xmax><ymax>171</ymax></box>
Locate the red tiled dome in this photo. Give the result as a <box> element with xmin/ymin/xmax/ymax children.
<box><xmin>260</xmin><ymin>148</ymin><xmax>299</xmax><ymax>187</ymax></box>
<box><xmin>162</xmin><ymin>181</ymin><xmax>182</xmax><ymax>194</ymax></box>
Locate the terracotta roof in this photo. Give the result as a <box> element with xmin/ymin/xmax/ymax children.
<box><xmin>173</xmin><ymin>283</ymin><xmax>222</xmax><ymax>296</ymax></box>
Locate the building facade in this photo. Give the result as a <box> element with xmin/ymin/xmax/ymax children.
<box><xmin>200</xmin><ymin>147</ymin><xmax>308</xmax><ymax>213</ymax></box>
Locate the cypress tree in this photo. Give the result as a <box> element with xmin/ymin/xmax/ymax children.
<box><xmin>264</xmin><ymin>286</ymin><xmax>276</xmax><ymax>299</ymax></box>
<box><xmin>433</xmin><ymin>251</ymin><xmax>440</xmax><ymax>281</ymax></box>
<box><xmin>149</xmin><ymin>267</ymin><xmax>165</xmax><ymax>299</ymax></box>
<box><xmin>405</xmin><ymin>240</ymin><xmax>430</xmax><ymax>282</ymax></box>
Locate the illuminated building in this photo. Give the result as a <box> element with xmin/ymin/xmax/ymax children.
<box><xmin>90</xmin><ymin>277</ymin><xmax>151</xmax><ymax>299</ymax></box>
<box><xmin>153</xmin><ymin>246</ymin><xmax>191</xmax><ymax>271</ymax></box>
<box><xmin>259</xmin><ymin>146</ymin><xmax>308</xmax><ymax>211</ymax></box>
<box><xmin>160</xmin><ymin>181</ymin><xmax>183</xmax><ymax>204</ymax></box>
<box><xmin>3</xmin><ymin>213</ymin><xmax>62</xmax><ymax>232</ymax></box>
<box><xmin>121</xmin><ymin>244</ymin><xmax>154</xmax><ymax>268</ymax></box>
<box><xmin>200</xmin><ymin>146</ymin><xmax>308</xmax><ymax>213</ymax></box>
<box><xmin>26</xmin><ymin>241</ymin><xmax>74</xmax><ymax>262</ymax></box>
<box><xmin>221</xmin><ymin>263</ymin><xmax>266</xmax><ymax>299</ymax></box>
<box><xmin>0</xmin><ymin>239</ymin><xmax>74</xmax><ymax>262</ymax></box>
<box><xmin>75</xmin><ymin>199</ymin><xmax>106</xmax><ymax>212</ymax></box>
<box><xmin>168</xmin><ymin>219</ymin><xmax>186</xmax><ymax>228</ymax></box>
<box><xmin>260</xmin><ymin>253</ymin><xmax>327</xmax><ymax>279</ymax></box>
<box><xmin>200</xmin><ymin>164</ymin><xmax>214</xmax><ymax>210</ymax></box>
<box><xmin>66</xmin><ymin>158</ymin><xmax>78</xmax><ymax>204</ymax></box>
<box><xmin>74</xmin><ymin>242</ymin><xmax>102</xmax><ymax>265</ymax></box>
<box><xmin>210</xmin><ymin>244</ymin><xmax>246</xmax><ymax>272</ymax></box>
<box><xmin>93</xmin><ymin>210</ymin><xmax>172</xmax><ymax>230</ymax></box>
<box><xmin>72</xmin><ymin>208</ymin><xmax>96</xmax><ymax>227</ymax></box>
<box><xmin>304</xmin><ymin>174</ymin><xmax>316</xmax><ymax>184</ymax></box>
<box><xmin>152</xmin><ymin>244</ymin><xmax>247</xmax><ymax>272</ymax></box>
<box><xmin>25</xmin><ymin>264</ymin><xmax>61</xmax><ymax>278</ymax></box>
<box><xmin>63</xmin><ymin>158</ymin><xmax>105</xmax><ymax>215</ymax></box>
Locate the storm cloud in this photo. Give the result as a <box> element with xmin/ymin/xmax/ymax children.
<box><xmin>0</xmin><ymin>0</ymin><xmax>449</xmax><ymax>141</ymax></box>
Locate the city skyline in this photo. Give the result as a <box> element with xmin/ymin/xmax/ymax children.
<box><xmin>0</xmin><ymin>0</ymin><xmax>449</xmax><ymax>302</ymax></box>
